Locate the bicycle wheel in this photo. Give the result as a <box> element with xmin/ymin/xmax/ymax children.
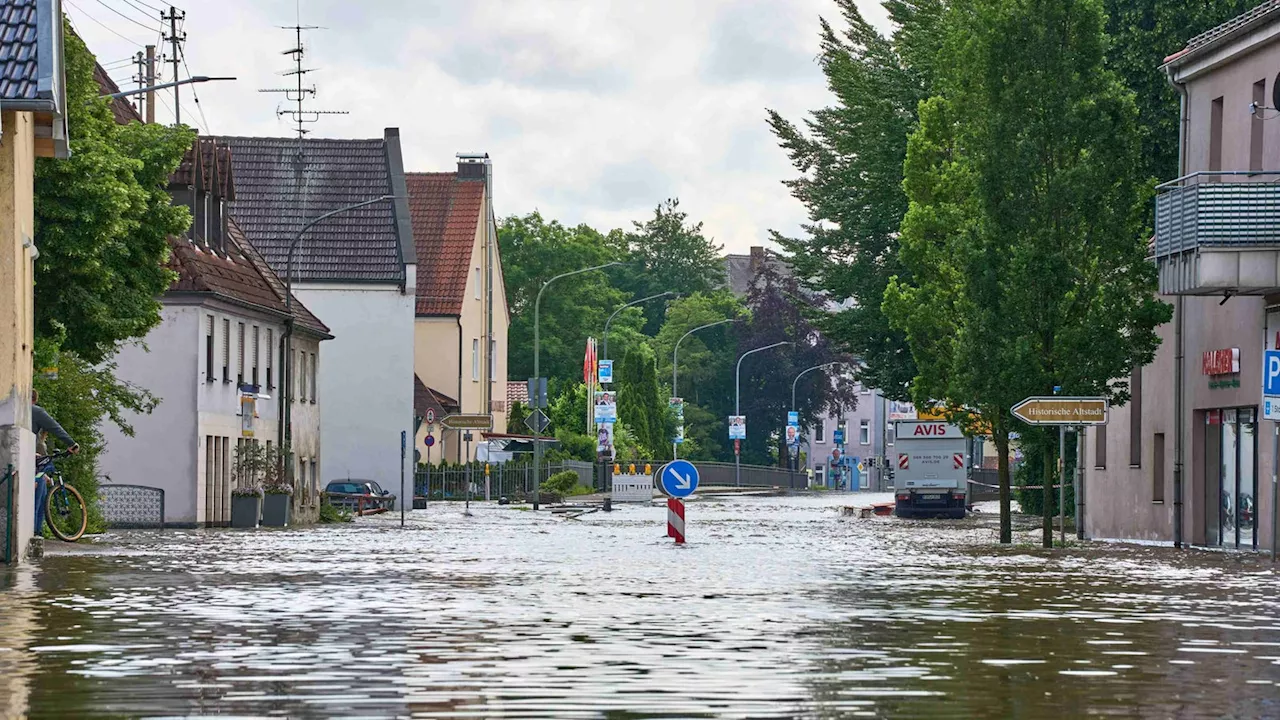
<box><xmin>45</xmin><ymin>483</ymin><xmax>88</xmax><ymax>542</ymax></box>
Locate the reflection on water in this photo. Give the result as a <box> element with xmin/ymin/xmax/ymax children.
<box><xmin>2</xmin><ymin>494</ymin><xmax>1279</xmax><ymax>718</ymax></box>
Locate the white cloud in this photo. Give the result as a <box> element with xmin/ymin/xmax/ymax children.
<box><xmin>70</xmin><ymin>0</ymin><xmax>894</xmax><ymax>254</ymax></box>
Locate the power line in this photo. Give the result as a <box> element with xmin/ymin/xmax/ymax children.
<box><xmin>129</xmin><ymin>0</ymin><xmax>179</xmax><ymax>14</ymax></box>
<box><xmin>115</xmin><ymin>0</ymin><xmax>163</xmax><ymax>22</ymax></box>
<box><xmin>91</xmin><ymin>0</ymin><xmax>158</xmax><ymax>32</ymax></box>
<box><xmin>178</xmin><ymin>44</ymin><xmax>210</xmax><ymax>133</ymax></box>
<box><xmin>65</xmin><ymin>0</ymin><xmax>145</xmax><ymax>46</ymax></box>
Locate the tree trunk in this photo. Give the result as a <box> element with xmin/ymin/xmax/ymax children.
<box><xmin>1042</xmin><ymin>436</ymin><xmax>1054</xmax><ymax>548</ymax></box>
<box><xmin>996</xmin><ymin>424</ymin><xmax>1011</xmax><ymax>544</ymax></box>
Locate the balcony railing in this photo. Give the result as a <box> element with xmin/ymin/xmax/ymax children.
<box><xmin>1153</xmin><ymin>171</ymin><xmax>1280</xmax><ymax>295</ymax></box>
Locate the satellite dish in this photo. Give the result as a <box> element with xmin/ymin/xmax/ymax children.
<box><xmin>1272</xmin><ymin>72</ymin><xmax>1280</xmax><ymax>112</ymax></box>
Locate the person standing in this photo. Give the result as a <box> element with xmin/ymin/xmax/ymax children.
<box><xmin>31</xmin><ymin>389</ymin><xmax>78</xmax><ymax>535</ymax></box>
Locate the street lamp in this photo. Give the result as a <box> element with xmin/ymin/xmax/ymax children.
<box><xmin>789</xmin><ymin>362</ymin><xmax>849</xmax><ymax>488</ymax></box>
<box><xmin>602</xmin><ymin>291</ymin><xmax>674</xmax><ymax>362</ymax></box>
<box><xmin>734</xmin><ymin>341</ymin><xmax>794</xmax><ymax>487</ymax></box>
<box><xmin>532</xmin><ymin>260</ymin><xmax>624</xmax><ymax>510</ymax></box>
<box><xmin>281</xmin><ymin>195</ymin><xmax>397</xmax><ymax>485</ymax></box>
<box><xmin>671</xmin><ymin>318</ymin><xmax>736</xmax><ymax>460</ymax></box>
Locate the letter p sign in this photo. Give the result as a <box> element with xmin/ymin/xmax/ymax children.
<box><xmin>1267</xmin><ymin>350</ymin><xmax>1280</xmax><ymax>395</ymax></box>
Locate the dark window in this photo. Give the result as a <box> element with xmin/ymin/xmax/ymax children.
<box><xmin>1210</xmin><ymin>96</ymin><xmax>1224</xmax><ymax>178</ymax></box>
<box><xmin>266</xmin><ymin>329</ymin><xmax>275</xmax><ymax>389</ymax></box>
<box><xmin>815</xmin><ymin>421</ymin><xmax>825</xmax><ymax>443</ymax></box>
<box><xmin>237</xmin><ymin>322</ymin><xmax>245</xmax><ymax>385</ymax></box>
<box><xmin>1153</xmin><ymin>433</ymin><xmax>1166</xmax><ymax>503</ymax></box>
<box><xmin>252</xmin><ymin>326</ymin><xmax>260</xmax><ymax>386</ymax></box>
<box><xmin>1252</xmin><ymin>80</ymin><xmax>1266</xmax><ymax>172</ymax></box>
<box><xmin>205</xmin><ymin>315</ymin><xmax>215</xmax><ymax>383</ymax></box>
<box><xmin>1130</xmin><ymin>368</ymin><xmax>1142</xmax><ymax>467</ymax></box>
<box><xmin>222</xmin><ymin>319</ymin><xmax>231</xmax><ymax>382</ymax></box>
<box><xmin>1095</xmin><ymin>425</ymin><xmax>1107</xmax><ymax>469</ymax></box>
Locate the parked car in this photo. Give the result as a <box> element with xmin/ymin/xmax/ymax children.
<box><xmin>323</xmin><ymin>479</ymin><xmax>396</xmax><ymax>513</ymax></box>
<box><xmin>324</xmin><ymin>480</ymin><xmax>372</xmax><ymax>497</ymax></box>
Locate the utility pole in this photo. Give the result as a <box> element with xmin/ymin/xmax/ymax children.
<box><xmin>132</xmin><ymin>51</ymin><xmax>145</xmax><ymax>117</ymax></box>
<box><xmin>161</xmin><ymin>6</ymin><xmax>185</xmax><ymax>125</ymax></box>
<box><xmin>144</xmin><ymin>45</ymin><xmax>156</xmax><ymax>124</ymax></box>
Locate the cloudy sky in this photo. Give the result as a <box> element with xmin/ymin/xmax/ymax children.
<box><xmin>69</xmin><ymin>0</ymin><xmax>892</xmax><ymax>254</ymax></box>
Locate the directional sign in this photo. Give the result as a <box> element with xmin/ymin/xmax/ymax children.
<box><xmin>660</xmin><ymin>459</ymin><xmax>700</xmax><ymax>498</ymax></box>
<box><xmin>1011</xmin><ymin>397</ymin><xmax>1108</xmax><ymax>426</ymax></box>
<box><xmin>441</xmin><ymin>413</ymin><xmax>494</xmax><ymax>430</ymax></box>
<box><xmin>524</xmin><ymin>408</ymin><xmax>550</xmax><ymax>433</ymax></box>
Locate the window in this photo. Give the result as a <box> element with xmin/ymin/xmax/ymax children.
<box><xmin>222</xmin><ymin>319</ymin><xmax>230</xmax><ymax>382</ymax></box>
<box><xmin>251</xmin><ymin>326</ymin><xmax>260</xmax><ymax>386</ymax></box>
<box><xmin>310</xmin><ymin>458</ymin><xmax>319</xmax><ymax>495</ymax></box>
<box><xmin>815</xmin><ymin>465</ymin><xmax>825</xmax><ymax>487</ymax></box>
<box><xmin>299</xmin><ymin>459</ymin><xmax>307</xmax><ymax>496</ymax></box>
<box><xmin>489</xmin><ymin>339</ymin><xmax>497</xmax><ymax>381</ymax></box>
<box><xmin>205</xmin><ymin>435</ymin><xmax>214</xmax><ymax>523</ymax></box>
<box><xmin>886</xmin><ymin>422</ymin><xmax>895</xmax><ymax>446</ymax></box>
<box><xmin>1095</xmin><ymin>425</ymin><xmax>1107</xmax><ymax>469</ymax></box>
<box><xmin>297</xmin><ymin>350</ymin><xmax>305</xmax><ymax>403</ymax></box>
<box><xmin>1210</xmin><ymin>96</ymin><xmax>1224</xmax><ymax>178</ymax></box>
<box><xmin>1253</xmin><ymin>80</ymin><xmax>1267</xmax><ymax>171</ymax></box>
<box><xmin>859</xmin><ymin>419</ymin><xmax>870</xmax><ymax>445</ymax></box>
<box><xmin>815</xmin><ymin>421</ymin><xmax>825</xmax><ymax>443</ymax></box>
<box><xmin>309</xmin><ymin>352</ymin><xmax>317</xmax><ymax>403</ymax></box>
<box><xmin>1130</xmin><ymin>367</ymin><xmax>1142</xmax><ymax>467</ymax></box>
<box><xmin>1152</xmin><ymin>433</ymin><xmax>1166</xmax><ymax>503</ymax></box>
<box><xmin>237</xmin><ymin>323</ymin><xmax>245</xmax><ymax>385</ymax></box>
<box><xmin>475</xmin><ymin>267</ymin><xmax>481</xmax><ymax>299</ymax></box>
<box><xmin>205</xmin><ymin>315</ymin><xmax>215</xmax><ymax>383</ymax></box>
<box><xmin>472</xmin><ymin>338</ymin><xmax>480</xmax><ymax>381</ymax></box>
<box><xmin>266</xmin><ymin>329</ymin><xmax>274</xmax><ymax>389</ymax></box>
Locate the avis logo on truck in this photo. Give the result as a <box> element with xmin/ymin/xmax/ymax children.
<box><xmin>894</xmin><ymin>421</ymin><xmax>968</xmax><ymax>519</ymax></box>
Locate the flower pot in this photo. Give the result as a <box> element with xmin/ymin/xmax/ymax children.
<box><xmin>262</xmin><ymin>493</ymin><xmax>291</xmax><ymax>527</ymax></box>
<box><xmin>231</xmin><ymin>495</ymin><xmax>261</xmax><ymax>529</ymax></box>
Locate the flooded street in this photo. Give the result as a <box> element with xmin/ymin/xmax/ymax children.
<box><xmin>3</xmin><ymin>493</ymin><xmax>1280</xmax><ymax>718</ymax></box>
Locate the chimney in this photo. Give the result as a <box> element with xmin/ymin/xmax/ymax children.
<box><xmin>749</xmin><ymin>246</ymin><xmax>765</xmax><ymax>272</ymax></box>
<box><xmin>457</xmin><ymin>152</ymin><xmax>488</xmax><ymax>180</ymax></box>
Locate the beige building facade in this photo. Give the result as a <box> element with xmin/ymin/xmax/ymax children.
<box><xmin>1086</xmin><ymin>3</ymin><xmax>1280</xmax><ymax>552</ymax></box>
<box><xmin>407</xmin><ymin>158</ymin><xmax>510</xmax><ymax>463</ymax></box>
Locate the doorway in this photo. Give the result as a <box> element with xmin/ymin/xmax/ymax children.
<box><xmin>1205</xmin><ymin>408</ymin><xmax>1257</xmax><ymax>549</ymax></box>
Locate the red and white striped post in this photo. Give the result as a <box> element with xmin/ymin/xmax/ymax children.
<box><xmin>667</xmin><ymin>498</ymin><xmax>685</xmax><ymax>544</ymax></box>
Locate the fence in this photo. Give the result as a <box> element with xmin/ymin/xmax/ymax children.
<box><xmin>1</xmin><ymin>464</ymin><xmax>12</xmax><ymax>564</ymax></box>
<box><xmin>414</xmin><ymin>460</ymin><xmax>595</xmax><ymax>502</ymax></box>
<box><xmin>98</xmin><ymin>484</ymin><xmax>166</xmax><ymax>529</ymax></box>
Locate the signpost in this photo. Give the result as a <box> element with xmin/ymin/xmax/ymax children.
<box><xmin>659</xmin><ymin>460</ymin><xmax>699</xmax><ymax>544</ymax></box>
<box><xmin>400</xmin><ymin>430</ymin><xmax>407</xmax><ymax>527</ymax></box>
<box><xmin>441</xmin><ymin>414</ymin><xmax>494</xmax><ymax>430</ymax></box>
<box><xmin>1264</xmin><ymin>340</ymin><xmax>1280</xmax><ymax>560</ymax></box>
<box><xmin>1012</xmin><ymin>396</ymin><xmax>1109</xmax><ymax>547</ymax></box>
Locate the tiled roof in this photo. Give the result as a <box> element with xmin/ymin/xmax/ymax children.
<box><xmin>171</xmin><ymin>137</ymin><xmax>234</xmax><ymax>199</ymax></box>
<box><xmin>0</xmin><ymin>0</ymin><xmax>39</xmax><ymax>100</ymax></box>
<box><xmin>724</xmin><ymin>248</ymin><xmax>790</xmax><ymax>297</ymax></box>
<box><xmin>406</xmin><ymin>171</ymin><xmax>485</xmax><ymax>315</ymax></box>
<box><xmin>215</xmin><ymin>132</ymin><xmax>411</xmax><ymax>284</ymax></box>
<box><xmin>1167</xmin><ymin>0</ymin><xmax>1280</xmax><ymax>64</ymax></box>
<box><xmin>168</xmin><ymin>216</ymin><xmax>330</xmax><ymax>337</ymax></box>
<box><xmin>92</xmin><ymin>61</ymin><xmax>142</xmax><ymax>124</ymax></box>
<box><xmin>507</xmin><ymin>380</ymin><xmax>529</xmax><ymax>406</ymax></box>
<box><xmin>414</xmin><ymin>375</ymin><xmax>459</xmax><ymax>419</ymax></box>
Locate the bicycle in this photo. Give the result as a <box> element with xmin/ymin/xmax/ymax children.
<box><xmin>37</xmin><ymin>449</ymin><xmax>88</xmax><ymax>542</ymax></box>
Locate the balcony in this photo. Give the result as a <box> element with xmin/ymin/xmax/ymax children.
<box><xmin>1154</xmin><ymin>171</ymin><xmax>1280</xmax><ymax>295</ymax></box>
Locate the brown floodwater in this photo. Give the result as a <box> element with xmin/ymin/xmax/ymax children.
<box><xmin>1</xmin><ymin>493</ymin><xmax>1278</xmax><ymax>719</ymax></box>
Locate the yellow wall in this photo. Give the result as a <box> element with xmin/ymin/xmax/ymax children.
<box><xmin>0</xmin><ymin>110</ymin><xmax>35</xmax><ymax>420</ymax></box>
<box><xmin>413</xmin><ymin>185</ymin><xmax>510</xmax><ymax>464</ymax></box>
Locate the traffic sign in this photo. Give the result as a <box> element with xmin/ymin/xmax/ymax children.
<box><xmin>1011</xmin><ymin>397</ymin><xmax>1108</xmax><ymax>426</ymax></box>
<box><xmin>425</xmin><ymin>408</ymin><xmax>436</xmax><ymax>425</ymax></box>
<box><xmin>424</xmin><ymin>434</ymin><xmax>436</xmax><ymax>447</ymax></box>
<box><xmin>525</xmin><ymin>408</ymin><xmax>550</xmax><ymax>433</ymax></box>
<box><xmin>441</xmin><ymin>414</ymin><xmax>494</xmax><ymax>430</ymax></box>
<box><xmin>660</xmin><ymin>459</ymin><xmax>699</xmax><ymax>498</ymax></box>
<box><xmin>1264</xmin><ymin>350</ymin><xmax>1280</xmax><ymax>420</ymax></box>
<box><xmin>833</xmin><ymin>428</ymin><xmax>845</xmax><ymax>445</ymax></box>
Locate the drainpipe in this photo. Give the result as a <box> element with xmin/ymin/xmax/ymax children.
<box><xmin>1166</xmin><ymin>65</ymin><xmax>1188</xmax><ymax>549</ymax></box>
<box><xmin>457</xmin><ymin>315</ymin><xmax>465</xmax><ymax>464</ymax></box>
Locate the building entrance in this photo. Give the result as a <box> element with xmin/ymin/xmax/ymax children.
<box><xmin>1205</xmin><ymin>408</ymin><xmax>1257</xmax><ymax>549</ymax></box>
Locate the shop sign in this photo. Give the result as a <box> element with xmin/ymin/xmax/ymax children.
<box><xmin>1202</xmin><ymin>348</ymin><xmax>1240</xmax><ymax>376</ymax></box>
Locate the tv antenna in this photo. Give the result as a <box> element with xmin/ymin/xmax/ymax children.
<box><xmin>258</xmin><ymin>24</ymin><xmax>348</xmax><ymax>140</ymax></box>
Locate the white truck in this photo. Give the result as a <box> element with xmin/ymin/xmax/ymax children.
<box><xmin>893</xmin><ymin>421</ymin><xmax>968</xmax><ymax>519</ymax></box>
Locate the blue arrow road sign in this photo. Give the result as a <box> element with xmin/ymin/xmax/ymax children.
<box><xmin>661</xmin><ymin>459</ymin><xmax>700</xmax><ymax>498</ymax></box>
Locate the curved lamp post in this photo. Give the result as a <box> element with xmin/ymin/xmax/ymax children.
<box><xmin>602</xmin><ymin>291</ymin><xmax>674</xmax><ymax>362</ymax></box>
<box><xmin>282</xmin><ymin>194</ymin><xmax>396</xmax><ymax>485</ymax></box>
<box><xmin>532</xmin><ymin>260</ymin><xmax>623</xmax><ymax>510</ymax></box>
<box><xmin>788</xmin><ymin>362</ymin><xmax>849</xmax><ymax>488</ymax></box>
<box><xmin>733</xmin><ymin>341</ymin><xmax>794</xmax><ymax>487</ymax></box>
<box><xmin>670</xmin><ymin>318</ymin><xmax>736</xmax><ymax>460</ymax></box>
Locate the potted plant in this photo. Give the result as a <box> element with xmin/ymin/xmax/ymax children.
<box><xmin>231</xmin><ymin>485</ymin><xmax>263</xmax><ymax>528</ymax></box>
<box><xmin>262</xmin><ymin>480</ymin><xmax>293</xmax><ymax>527</ymax></box>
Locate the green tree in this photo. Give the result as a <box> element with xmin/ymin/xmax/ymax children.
<box><xmin>768</xmin><ymin>0</ymin><xmax>945</xmax><ymax>399</ymax></box>
<box><xmin>34</xmin><ymin>24</ymin><xmax>194</xmax><ymax>363</ymax></box>
<box><xmin>1103</xmin><ymin>0</ymin><xmax>1250</xmax><ymax>184</ymax></box>
<box><xmin>611</xmin><ymin>198</ymin><xmax>726</xmax><ymax>334</ymax></box>
<box><xmin>499</xmin><ymin>212</ymin><xmax>627</xmax><ymax>383</ymax></box>
<box><xmin>884</xmin><ymin>0</ymin><xmax>1171</xmax><ymax>545</ymax></box>
<box><xmin>616</xmin><ymin>343</ymin><xmax>669</xmax><ymax>459</ymax></box>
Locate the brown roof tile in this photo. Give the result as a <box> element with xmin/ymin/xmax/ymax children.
<box><xmin>414</xmin><ymin>375</ymin><xmax>459</xmax><ymax>418</ymax></box>
<box><xmin>91</xmin><ymin>61</ymin><xmax>142</xmax><ymax>124</ymax></box>
<box><xmin>406</xmin><ymin>171</ymin><xmax>485</xmax><ymax>316</ymax></box>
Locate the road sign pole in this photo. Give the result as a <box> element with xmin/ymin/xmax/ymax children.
<box><xmin>1059</xmin><ymin>425</ymin><xmax>1066</xmax><ymax>546</ymax></box>
<box><xmin>400</xmin><ymin>430</ymin><xmax>407</xmax><ymax>528</ymax></box>
<box><xmin>1076</xmin><ymin>425</ymin><xmax>1085</xmax><ymax>541</ymax></box>
<box><xmin>1273</xmin><ymin>422</ymin><xmax>1278</xmax><ymax>562</ymax></box>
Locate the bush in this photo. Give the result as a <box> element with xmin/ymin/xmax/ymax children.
<box><xmin>319</xmin><ymin>499</ymin><xmax>352</xmax><ymax>523</ymax></box>
<box><xmin>541</xmin><ymin>470</ymin><xmax>580</xmax><ymax>496</ymax></box>
<box><xmin>1014</xmin><ymin>434</ymin><xmax>1077</xmax><ymax>518</ymax></box>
